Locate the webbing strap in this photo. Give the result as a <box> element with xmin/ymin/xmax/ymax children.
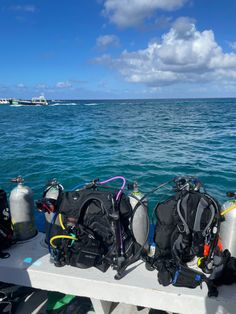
<box><xmin>177</xmin><ymin>193</ymin><xmax>218</xmax><ymax>236</ymax></box>
<box><xmin>177</xmin><ymin>197</ymin><xmax>190</xmax><ymax>234</ymax></box>
<box><xmin>194</xmin><ymin>197</ymin><xmax>215</xmax><ymax>236</ymax></box>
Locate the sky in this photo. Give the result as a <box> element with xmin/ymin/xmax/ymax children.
<box><xmin>1</xmin><ymin>0</ymin><xmax>236</xmax><ymax>99</ymax></box>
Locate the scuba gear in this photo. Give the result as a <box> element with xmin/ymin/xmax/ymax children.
<box><xmin>211</xmin><ymin>249</ymin><xmax>236</xmax><ymax>287</ymax></box>
<box><xmin>9</xmin><ymin>176</ymin><xmax>37</xmax><ymax>241</ymax></box>
<box><xmin>226</xmin><ymin>191</ymin><xmax>236</xmax><ymax>198</ymax></box>
<box><xmin>36</xmin><ymin>178</ymin><xmax>64</xmax><ymax>214</ymax></box>
<box><xmin>37</xmin><ymin>176</ymin><xmax>149</xmax><ymax>280</ymax></box>
<box><xmin>128</xmin><ymin>181</ymin><xmax>149</xmax><ymax>249</ymax></box>
<box><xmin>146</xmin><ymin>176</ymin><xmax>222</xmax><ymax>296</ymax></box>
<box><xmin>173</xmin><ymin>176</ymin><xmax>203</xmax><ymax>192</ymax></box>
<box><xmin>0</xmin><ymin>189</ymin><xmax>13</xmax><ymax>258</ymax></box>
<box><xmin>148</xmin><ymin>242</ymin><xmax>156</xmax><ymax>257</ymax></box>
<box><xmin>220</xmin><ymin>191</ymin><xmax>236</xmax><ymax>257</ymax></box>
<box><xmin>0</xmin><ymin>281</ymin><xmax>34</xmax><ymax>314</ymax></box>
<box><xmin>36</xmin><ymin>179</ymin><xmax>64</xmax><ymax>245</ymax></box>
<box><xmin>172</xmin><ymin>265</ymin><xmax>218</xmax><ymax>297</ymax></box>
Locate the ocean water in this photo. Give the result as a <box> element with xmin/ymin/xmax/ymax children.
<box><xmin>0</xmin><ymin>98</ymin><xmax>235</xmax><ymax>231</ymax></box>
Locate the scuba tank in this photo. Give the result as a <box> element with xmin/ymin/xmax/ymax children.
<box><xmin>9</xmin><ymin>176</ymin><xmax>37</xmax><ymax>241</ymax></box>
<box><xmin>42</xmin><ymin>179</ymin><xmax>63</xmax><ymax>244</ymax></box>
<box><xmin>220</xmin><ymin>191</ymin><xmax>236</xmax><ymax>256</ymax></box>
<box><xmin>128</xmin><ymin>181</ymin><xmax>149</xmax><ymax>249</ymax></box>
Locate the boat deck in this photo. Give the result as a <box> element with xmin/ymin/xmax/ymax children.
<box><xmin>0</xmin><ymin>233</ymin><xmax>235</xmax><ymax>314</ymax></box>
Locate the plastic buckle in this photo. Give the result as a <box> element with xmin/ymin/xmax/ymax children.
<box><xmin>177</xmin><ymin>224</ymin><xmax>185</xmax><ymax>233</ymax></box>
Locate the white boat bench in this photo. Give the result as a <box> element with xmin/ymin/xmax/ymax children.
<box><xmin>0</xmin><ymin>233</ymin><xmax>235</xmax><ymax>314</ymax></box>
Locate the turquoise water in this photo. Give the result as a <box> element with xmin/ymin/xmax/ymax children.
<box><xmin>0</xmin><ymin>99</ymin><xmax>235</xmax><ymax>230</ymax></box>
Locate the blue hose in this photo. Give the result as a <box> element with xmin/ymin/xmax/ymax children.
<box><xmin>70</xmin><ymin>183</ymin><xmax>85</xmax><ymax>190</ymax></box>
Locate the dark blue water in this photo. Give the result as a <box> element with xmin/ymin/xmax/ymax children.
<box><xmin>0</xmin><ymin>99</ymin><xmax>235</xmax><ymax>230</ymax></box>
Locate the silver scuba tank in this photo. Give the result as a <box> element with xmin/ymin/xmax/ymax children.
<box><xmin>128</xmin><ymin>181</ymin><xmax>149</xmax><ymax>249</ymax></box>
<box><xmin>9</xmin><ymin>176</ymin><xmax>37</xmax><ymax>241</ymax></box>
<box><xmin>220</xmin><ymin>192</ymin><xmax>236</xmax><ymax>257</ymax></box>
<box><xmin>43</xmin><ymin>179</ymin><xmax>63</xmax><ymax>244</ymax></box>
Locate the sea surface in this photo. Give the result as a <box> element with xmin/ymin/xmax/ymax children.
<box><xmin>0</xmin><ymin>98</ymin><xmax>235</xmax><ymax>231</ymax></box>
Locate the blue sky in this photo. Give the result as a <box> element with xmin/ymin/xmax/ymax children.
<box><xmin>1</xmin><ymin>0</ymin><xmax>236</xmax><ymax>99</ymax></box>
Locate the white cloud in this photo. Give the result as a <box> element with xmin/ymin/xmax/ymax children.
<box><xmin>229</xmin><ymin>42</ymin><xmax>236</xmax><ymax>50</ymax></box>
<box><xmin>56</xmin><ymin>81</ymin><xmax>72</xmax><ymax>88</ymax></box>
<box><xmin>36</xmin><ymin>84</ymin><xmax>49</xmax><ymax>89</ymax></box>
<box><xmin>16</xmin><ymin>83</ymin><xmax>26</xmax><ymax>88</ymax></box>
<box><xmin>102</xmin><ymin>0</ymin><xmax>188</xmax><ymax>27</ymax></box>
<box><xmin>95</xmin><ymin>17</ymin><xmax>236</xmax><ymax>87</ymax></box>
<box><xmin>9</xmin><ymin>5</ymin><xmax>37</xmax><ymax>13</ymax></box>
<box><xmin>96</xmin><ymin>34</ymin><xmax>120</xmax><ymax>48</ymax></box>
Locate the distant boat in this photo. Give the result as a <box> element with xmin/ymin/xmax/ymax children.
<box><xmin>9</xmin><ymin>96</ymin><xmax>48</xmax><ymax>106</ymax></box>
<box><xmin>0</xmin><ymin>98</ymin><xmax>10</xmax><ymax>104</ymax></box>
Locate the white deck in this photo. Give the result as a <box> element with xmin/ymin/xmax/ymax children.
<box><xmin>0</xmin><ymin>232</ymin><xmax>235</xmax><ymax>314</ymax></box>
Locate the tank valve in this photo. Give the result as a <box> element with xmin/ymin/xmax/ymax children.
<box><xmin>226</xmin><ymin>191</ymin><xmax>236</xmax><ymax>198</ymax></box>
<box><xmin>10</xmin><ymin>176</ymin><xmax>24</xmax><ymax>183</ymax></box>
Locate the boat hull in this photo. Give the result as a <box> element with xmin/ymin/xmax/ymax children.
<box><xmin>9</xmin><ymin>99</ymin><xmax>48</xmax><ymax>106</ymax></box>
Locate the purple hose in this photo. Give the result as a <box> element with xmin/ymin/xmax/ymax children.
<box><xmin>99</xmin><ymin>176</ymin><xmax>126</xmax><ymax>201</ymax></box>
<box><xmin>99</xmin><ymin>176</ymin><xmax>126</xmax><ymax>255</ymax></box>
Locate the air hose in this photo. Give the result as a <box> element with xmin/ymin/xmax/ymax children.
<box><xmin>50</xmin><ymin>235</ymin><xmax>78</xmax><ymax>249</ymax></box>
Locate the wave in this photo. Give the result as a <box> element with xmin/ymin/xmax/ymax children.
<box><xmin>84</xmin><ymin>103</ymin><xmax>99</xmax><ymax>106</ymax></box>
<box><xmin>10</xmin><ymin>104</ymin><xmax>48</xmax><ymax>107</ymax></box>
<box><xmin>2</xmin><ymin>98</ymin><xmax>235</xmax><ymax>207</ymax></box>
<box><xmin>9</xmin><ymin>104</ymin><xmax>39</xmax><ymax>107</ymax></box>
<box><xmin>50</xmin><ymin>102</ymin><xmax>79</xmax><ymax>106</ymax></box>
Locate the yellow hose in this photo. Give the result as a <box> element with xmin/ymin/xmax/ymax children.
<box><xmin>50</xmin><ymin>235</ymin><xmax>78</xmax><ymax>248</ymax></box>
<box><xmin>221</xmin><ymin>203</ymin><xmax>236</xmax><ymax>216</ymax></box>
<box><xmin>58</xmin><ymin>213</ymin><xmax>66</xmax><ymax>230</ymax></box>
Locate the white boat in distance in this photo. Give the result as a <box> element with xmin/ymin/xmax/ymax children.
<box><xmin>10</xmin><ymin>96</ymin><xmax>48</xmax><ymax>106</ymax></box>
<box><xmin>0</xmin><ymin>98</ymin><xmax>10</xmax><ymax>104</ymax></box>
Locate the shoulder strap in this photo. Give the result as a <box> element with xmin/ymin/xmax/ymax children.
<box><xmin>59</xmin><ymin>189</ymin><xmax>115</xmax><ymax>219</ymax></box>
<box><xmin>176</xmin><ymin>194</ymin><xmax>190</xmax><ymax>234</ymax></box>
<box><xmin>176</xmin><ymin>191</ymin><xmax>220</xmax><ymax>235</ymax></box>
<box><xmin>78</xmin><ymin>190</ymin><xmax>114</xmax><ymax>217</ymax></box>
